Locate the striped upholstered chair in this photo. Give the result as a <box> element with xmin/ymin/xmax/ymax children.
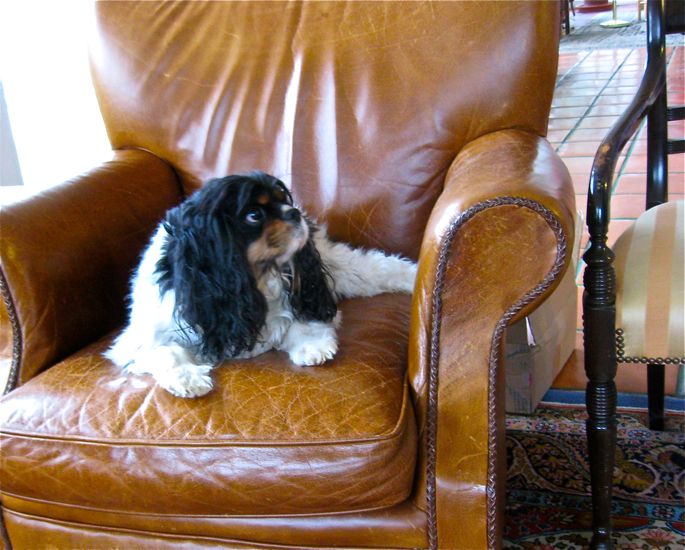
<box><xmin>612</xmin><ymin>200</ymin><xmax>683</xmax><ymax>427</ymax></box>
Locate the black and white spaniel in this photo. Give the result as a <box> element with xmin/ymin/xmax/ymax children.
<box><xmin>106</xmin><ymin>172</ymin><xmax>416</xmax><ymax>397</ymax></box>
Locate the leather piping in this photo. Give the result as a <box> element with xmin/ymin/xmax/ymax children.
<box><xmin>0</xmin><ymin>241</ymin><xmax>21</xmax><ymax>550</ymax></box>
<box><xmin>0</xmin><ymin>267</ymin><xmax>22</xmax><ymax>396</ymax></box>
<box><xmin>426</xmin><ymin>197</ymin><xmax>568</xmax><ymax>550</ymax></box>
<box><xmin>0</xmin><ymin>507</ymin><xmax>10</xmax><ymax>550</ymax></box>
<box><xmin>1</xmin><ymin>493</ymin><xmax>417</xmax><ymax>521</ymax></box>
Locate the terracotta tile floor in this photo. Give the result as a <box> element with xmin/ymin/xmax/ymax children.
<box><xmin>550</xmin><ymin>45</ymin><xmax>684</xmax><ymax>395</ymax></box>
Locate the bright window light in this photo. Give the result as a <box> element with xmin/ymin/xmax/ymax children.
<box><xmin>0</xmin><ymin>1</ymin><xmax>110</xmax><ymax>205</ymax></box>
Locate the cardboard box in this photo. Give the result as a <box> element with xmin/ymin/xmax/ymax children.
<box><xmin>504</xmin><ymin>212</ymin><xmax>582</xmax><ymax>414</ymax></box>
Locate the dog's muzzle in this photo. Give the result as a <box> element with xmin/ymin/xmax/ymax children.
<box><xmin>283</xmin><ymin>207</ymin><xmax>301</xmax><ymax>223</ymax></box>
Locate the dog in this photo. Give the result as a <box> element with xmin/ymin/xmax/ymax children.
<box><xmin>105</xmin><ymin>172</ymin><xmax>417</xmax><ymax>398</ymax></box>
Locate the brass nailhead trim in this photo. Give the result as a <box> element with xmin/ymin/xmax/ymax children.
<box><xmin>615</xmin><ymin>328</ymin><xmax>685</xmax><ymax>365</ymax></box>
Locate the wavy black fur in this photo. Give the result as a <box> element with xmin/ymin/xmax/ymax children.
<box><xmin>289</xmin><ymin>223</ymin><xmax>337</xmax><ymax>323</ymax></box>
<box><xmin>154</xmin><ymin>176</ymin><xmax>267</xmax><ymax>362</ymax></box>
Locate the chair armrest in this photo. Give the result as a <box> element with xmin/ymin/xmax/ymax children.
<box><xmin>587</xmin><ymin>0</ymin><xmax>665</xmax><ymax>247</ymax></box>
<box><xmin>408</xmin><ymin>130</ymin><xmax>575</xmax><ymax>548</ymax></box>
<box><xmin>0</xmin><ymin>150</ymin><xmax>182</xmax><ymax>392</ymax></box>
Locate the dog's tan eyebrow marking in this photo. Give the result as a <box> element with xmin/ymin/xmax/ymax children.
<box><xmin>257</xmin><ymin>194</ymin><xmax>270</xmax><ymax>205</ymax></box>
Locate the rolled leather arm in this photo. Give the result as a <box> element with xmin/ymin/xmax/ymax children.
<box><xmin>0</xmin><ymin>149</ymin><xmax>182</xmax><ymax>392</ymax></box>
<box><xmin>408</xmin><ymin>130</ymin><xmax>575</xmax><ymax>549</ymax></box>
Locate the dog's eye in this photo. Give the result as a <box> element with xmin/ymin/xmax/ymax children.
<box><xmin>244</xmin><ymin>208</ymin><xmax>265</xmax><ymax>225</ymax></box>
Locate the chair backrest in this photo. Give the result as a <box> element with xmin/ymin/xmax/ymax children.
<box><xmin>90</xmin><ymin>1</ymin><xmax>560</xmax><ymax>259</ymax></box>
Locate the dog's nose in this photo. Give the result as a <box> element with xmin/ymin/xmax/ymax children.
<box><xmin>283</xmin><ymin>207</ymin><xmax>301</xmax><ymax>223</ymax></box>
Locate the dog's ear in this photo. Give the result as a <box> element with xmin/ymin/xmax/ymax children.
<box><xmin>290</xmin><ymin>227</ymin><xmax>337</xmax><ymax>323</ymax></box>
<box><xmin>155</xmin><ymin>200</ymin><xmax>266</xmax><ymax>362</ymax></box>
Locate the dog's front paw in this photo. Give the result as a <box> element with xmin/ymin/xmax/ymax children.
<box><xmin>121</xmin><ymin>346</ymin><xmax>215</xmax><ymax>398</ymax></box>
<box><xmin>288</xmin><ymin>336</ymin><xmax>338</xmax><ymax>366</ymax></box>
<box><xmin>156</xmin><ymin>364</ymin><xmax>214</xmax><ymax>398</ymax></box>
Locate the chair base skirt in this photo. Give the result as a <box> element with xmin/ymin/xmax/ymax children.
<box><xmin>1</xmin><ymin>499</ymin><xmax>429</xmax><ymax>550</ymax></box>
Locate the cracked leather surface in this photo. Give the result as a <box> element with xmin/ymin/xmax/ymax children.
<box><xmin>90</xmin><ymin>1</ymin><xmax>557</xmax><ymax>261</ymax></box>
<box><xmin>0</xmin><ymin>295</ymin><xmax>416</xmax><ymax>516</ymax></box>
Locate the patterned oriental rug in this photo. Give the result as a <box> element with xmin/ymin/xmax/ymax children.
<box><xmin>504</xmin><ymin>406</ymin><xmax>685</xmax><ymax>549</ymax></box>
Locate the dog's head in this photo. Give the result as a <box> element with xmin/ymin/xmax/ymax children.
<box><xmin>155</xmin><ymin>172</ymin><xmax>336</xmax><ymax>361</ymax></box>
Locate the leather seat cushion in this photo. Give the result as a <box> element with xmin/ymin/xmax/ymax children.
<box><xmin>0</xmin><ymin>294</ymin><xmax>417</xmax><ymax>516</ymax></box>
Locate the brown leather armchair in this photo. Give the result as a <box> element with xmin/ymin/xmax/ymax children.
<box><xmin>0</xmin><ymin>3</ymin><xmax>574</xmax><ymax>549</ymax></box>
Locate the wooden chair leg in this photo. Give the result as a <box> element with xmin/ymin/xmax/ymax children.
<box><xmin>647</xmin><ymin>363</ymin><xmax>665</xmax><ymax>430</ymax></box>
<box><xmin>562</xmin><ymin>0</ymin><xmax>571</xmax><ymax>35</ymax></box>
<box><xmin>583</xmin><ymin>298</ymin><xmax>617</xmax><ymax>550</ymax></box>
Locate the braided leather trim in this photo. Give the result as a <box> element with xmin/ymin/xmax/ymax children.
<box><xmin>0</xmin><ymin>267</ymin><xmax>19</xmax><ymax>550</ymax></box>
<box><xmin>0</xmin><ymin>266</ymin><xmax>21</xmax><ymax>396</ymax></box>
<box><xmin>426</xmin><ymin>197</ymin><xmax>568</xmax><ymax>549</ymax></box>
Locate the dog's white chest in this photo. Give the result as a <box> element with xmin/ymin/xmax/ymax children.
<box><xmin>252</xmin><ymin>274</ymin><xmax>295</xmax><ymax>350</ymax></box>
